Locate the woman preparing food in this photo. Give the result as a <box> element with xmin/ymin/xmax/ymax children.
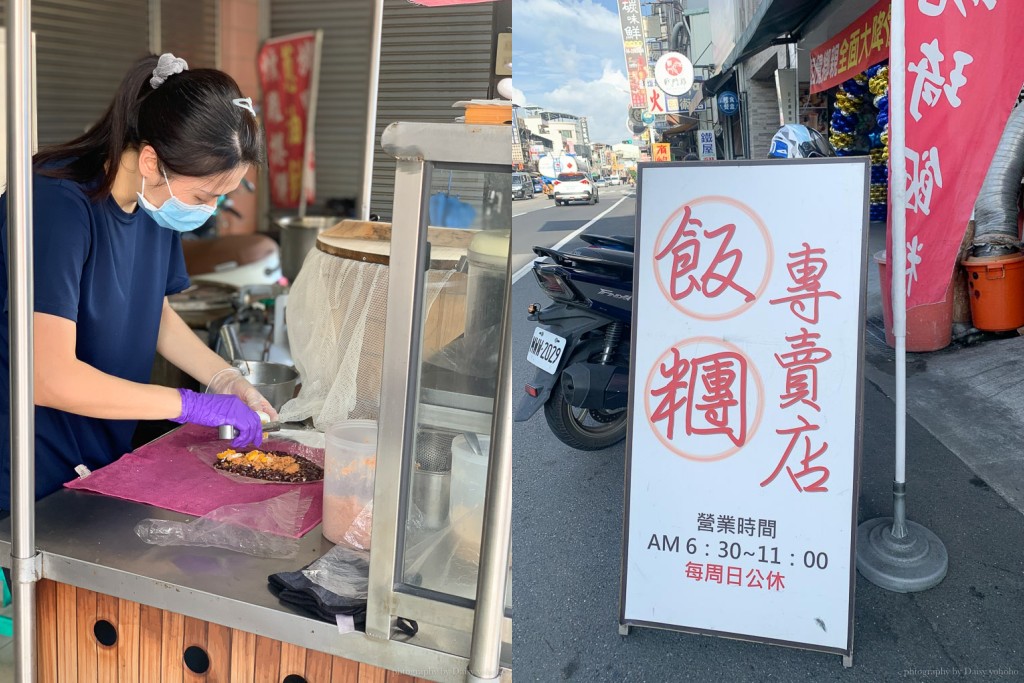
<box><xmin>0</xmin><ymin>53</ymin><xmax>276</xmax><ymax>509</ymax></box>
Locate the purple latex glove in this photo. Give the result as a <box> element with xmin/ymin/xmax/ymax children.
<box><xmin>172</xmin><ymin>388</ymin><xmax>263</xmax><ymax>449</ymax></box>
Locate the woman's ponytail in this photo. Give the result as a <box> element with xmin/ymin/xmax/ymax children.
<box><xmin>34</xmin><ymin>54</ymin><xmax>262</xmax><ymax>200</ymax></box>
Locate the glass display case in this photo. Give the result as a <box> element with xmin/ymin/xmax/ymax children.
<box><xmin>366</xmin><ymin>122</ymin><xmax>511</xmax><ymax>673</ymax></box>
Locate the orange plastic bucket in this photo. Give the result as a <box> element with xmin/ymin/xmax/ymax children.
<box><xmin>875</xmin><ymin>250</ymin><xmax>953</xmax><ymax>352</ymax></box>
<box><xmin>962</xmin><ymin>253</ymin><xmax>1024</xmax><ymax>332</ymax></box>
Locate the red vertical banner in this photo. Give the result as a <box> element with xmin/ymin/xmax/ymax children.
<box><xmin>900</xmin><ymin>1</ymin><xmax>1024</xmax><ymax>307</ymax></box>
<box><xmin>259</xmin><ymin>32</ymin><xmax>318</xmax><ymax>209</ymax></box>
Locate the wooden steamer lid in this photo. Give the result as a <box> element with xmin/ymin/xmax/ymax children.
<box><xmin>315</xmin><ymin>220</ymin><xmax>475</xmax><ymax>269</ymax></box>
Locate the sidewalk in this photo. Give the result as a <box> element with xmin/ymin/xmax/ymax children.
<box><xmin>862</xmin><ymin>220</ymin><xmax>1024</xmax><ymax>516</ymax></box>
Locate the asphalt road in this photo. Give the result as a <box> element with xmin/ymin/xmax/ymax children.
<box><xmin>511</xmin><ymin>185</ymin><xmax>635</xmax><ymax>276</ymax></box>
<box><xmin>510</xmin><ymin>196</ymin><xmax>1024</xmax><ymax>681</ymax></box>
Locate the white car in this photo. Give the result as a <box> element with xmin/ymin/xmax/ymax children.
<box><xmin>552</xmin><ymin>172</ymin><xmax>599</xmax><ymax>206</ymax></box>
<box><xmin>608</xmin><ymin>177</ymin><xmax>621</xmax><ymax>186</ymax></box>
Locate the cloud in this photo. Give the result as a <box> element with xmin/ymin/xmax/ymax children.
<box><xmin>513</xmin><ymin>0</ymin><xmax>634</xmax><ymax>145</ymax></box>
<box><xmin>531</xmin><ymin>66</ymin><xmax>631</xmax><ymax>145</ymax></box>
<box><xmin>505</xmin><ymin>80</ymin><xmax>527</xmax><ymax>106</ymax></box>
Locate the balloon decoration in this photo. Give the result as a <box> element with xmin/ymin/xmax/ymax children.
<box><xmin>828</xmin><ymin>65</ymin><xmax>889</xmax><ymax>221</ymax></box>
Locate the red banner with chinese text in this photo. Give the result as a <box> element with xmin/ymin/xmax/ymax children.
<box><xmin>900</xmin><ymin>1</ymin><xmax>1024</xmax><ymax>307</ymax></box>
<box><xmin>810</xmin><ymin>0</ymin><xmax>890</xmax><ymax>94</ymax></box>
<box><xmin>258</xmin><ymin>33</ymin><xmax>317</xmax><ymax>209</ymax></box>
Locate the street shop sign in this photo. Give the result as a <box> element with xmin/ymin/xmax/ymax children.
<box><xmin>810</xmin><ymin>0</ymin><xmax>889</xmax><ymax>94</ymax></box>
<box><xmin>620</xmin><ymin>158</ymin><xmax>869</xmax><ymax>657</ymax></box>
<box><xmin>717</xmin><ymin>90</ymin><xmax>739</xmax><ymax>116</ymax></box>
<box><xmin>618</xmin><ymin>0</ymin><xmax>648</xmax><ymax>109</ymax></box>
<box><xmin>653</xmin><ymin>143</ymin><xmax>671</xmax><ymax>162</ymax></box>
<box><xmin>697</xmin><ymin>129</ymin><xmax>716</xmax><ymax>161</ymax></box>
<box><xmin>259</xmin><ymin>31</ymin><xmax>319</xmax><ymax>208</ymax></box>
<box><xmin>899</xmin><ymin>1</ymin><xmax>1024</xmax><ymax>308</ymax></box>
<box><xmin>655</xmin><ymin>51</ymin><xmax>694</xmax><ymax>96</ymax></box>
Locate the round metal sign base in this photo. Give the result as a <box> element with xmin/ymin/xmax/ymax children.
<box><xmin>856</xmin><ymin>517</ymin><xmax>948</xmax><ymax>593</ymax></box>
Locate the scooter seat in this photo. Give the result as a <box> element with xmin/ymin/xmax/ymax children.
<box><xmin>580</xmin><ymin>234</ymin><xmax>634</xmax><ymax>251</ymax></box>
<box><xmin>574</xmin><ymin>247</ymin><xmax>634</xmax><ymax>267</ymax></box>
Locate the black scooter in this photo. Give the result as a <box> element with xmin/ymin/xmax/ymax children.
<box><xmin>514</xmin><ymin>234</ymin><xmax>633</xmax><ymax>450</ymax></box>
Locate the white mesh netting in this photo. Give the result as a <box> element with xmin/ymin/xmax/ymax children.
<box><xmin>279</xmin><ymin>247</ymin><xmax>459</xmax><ymax>431</ymax></box>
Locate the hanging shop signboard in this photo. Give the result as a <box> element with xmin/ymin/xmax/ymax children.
<box><xmin>655</xmin><ymin>51</ymin><xmax>695</xmax><ymax>96</ymax></box>
<box><xmin>902</xmin><ymin>1</ymin><xmax>1024</xmax><ymax>307</ymax></box>
<box><xmin>618</xmin><ymin>0</ymin><xmax>648</xmax><ymax>109</ymax></box>
<box><xmin>620</xmin><ymin>158</ymin><xmax>869</xmax><ymax>658</ymax></box>
<box><xmin>810</xmin><ymin>0</ymin><xmax>889</xmax><ymax>94</ymax></box>
<box><xmin>652</xmin><ymin>143</ymin><xmax>671</xmax><ymax>162</ymax></box>
<box><xmin>697</xmin><ymin>129</ymin><xmax>716</xmax><ymax>161</ymax></box>
<box><xmin>645</xmin><ymin>79</ymin><xmax>668</xmax><ymax>118</ymax></box>
<box><xmin>259</xmin><ymin>31</ymin><xmax>320</xmax><ymax>208</ymax></box>
<box><xmin>717</xmin><ymin>90</ymin><xmax>739</xmax><ymax>116</ymax></box>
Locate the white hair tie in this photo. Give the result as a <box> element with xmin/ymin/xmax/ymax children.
<box><xmin>232</xmin><ymin>97</ymin><xmax>256</xmax><ymax>117</ymax></box>
<box><xmin>150</xmin><ymin>53</ymin><xmax>188</xmax><ymax>89</ymax></box>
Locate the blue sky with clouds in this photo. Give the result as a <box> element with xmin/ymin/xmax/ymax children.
<box><xmin>512</xmin><ymin>0</ymin><xmax>634</xmax><ymax>146</ymax></box>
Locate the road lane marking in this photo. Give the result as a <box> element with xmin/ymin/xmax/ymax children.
<box><xmin>513</xmin><ymin>203</ymin><xmax>556</xmax><ymax>218</ymax></box>
<box><xmin>512</xmin><ymin>194</ymin><xmax>631</xmax><ymax>283</ymax></box>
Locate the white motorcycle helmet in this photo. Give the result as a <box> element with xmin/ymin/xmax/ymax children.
<box><xmin>768</xmin><ymin>124</ymin><xmax>835</xmax><ymax>159</ymax></box>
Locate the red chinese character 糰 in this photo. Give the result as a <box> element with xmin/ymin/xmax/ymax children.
<box><xmin>761</xmin><ymin>415</ymin><xmax>830</xmax><ymax>492</ymax></box>
<box><xmin>655</xmin><ymin>207</ymin><xmax>756</xmax><ymax>304</ymax></box>
<box><xmin>649</xmin><ymin>348</ymin><xmax>690</xmax><ymax>441</ymax></box>
<box><xmin>769</xmin><ymin>243</ymin><xmax>840</xmax><ymax>324</ymax></box>
<box><xmin>774</xmin><ymin>328</ymin><xmax>832</xmax><ymax>411</ymax></box>
<box><xmin>650</xmin><ymin>350</ymin><xmax>748</xmax><ymax>446</ymax></box>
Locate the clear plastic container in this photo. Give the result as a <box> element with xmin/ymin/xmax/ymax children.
<box><xmin>322</xmin><ymin>420</ymin><xmax>378</xmax><ymax>549</ymax></box>
<box><xmin>449</xmin><ymin>433</ymin><xmax>490</xmax><ymax>558</ymax></box>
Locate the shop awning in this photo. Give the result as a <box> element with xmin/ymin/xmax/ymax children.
<box><xmin>703</xmin><ymin>0</ymin><xmax>830</xmax><ymax>96</ymax></box>
<box><xmin>661</xmin><ymin>117</ymin><xmax>700</xmax><ymax>136</ymax></box>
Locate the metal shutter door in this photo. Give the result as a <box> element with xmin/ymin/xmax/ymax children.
<box><xmin>0</xmin><ymin>0</ymin><xmax>150</xmax><ymax>147</ymax></box>
<box><xmin>372</xmin><ymin>0</ymin><xmax>494</xmax><ymax>219</ymax></box>
<box><xmin>161</xmin><ymin>0</ymin><xmax>219</xmax><ymax>69</ymax></box>
<box><xmin>270</xmin><ymin>0</ymin><xmax>374</xmax><ymax>205</ymax></box>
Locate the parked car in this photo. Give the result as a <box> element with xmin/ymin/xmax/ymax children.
<box><xmin>512</xmin><ymin>172</ymin><xmax>534</xmax><ymax>200</ymax></box>
<box><xmin>552</xmin><ymin>172</ymin><xmax>599</xmax><ymax>206</ymax></box>
<box><xmin>608</xmin><ymin>177</ymin><xmax>621</xmax><ymax>186</ymax></box>
<box><xmin>532</xmin><ymin>176</ymin><xmax>544</xmax><ymax>193</ymax></box>
<box><xmin>594</xmin><ymin>177</ymin><xmax>607</xmax><ymax>188</ymax></box>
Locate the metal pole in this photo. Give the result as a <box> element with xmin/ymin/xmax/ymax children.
<box><xmin>6</xmin><ymin>0</ymin><xmax>38</xmax><ymax>680</ymax></box>
<box><xmin>855</xmin><ymin>0</ymin><xmax>947</xmax><ymax>594</ymax></box>
<box><xmin>466</xmin><ymin>257</ymin><xmax>512</xmax><ymax>682</ymax></box>
<box><xmin>359</xmin><ymin>0</ymin><xmax>384</xmax><ymax>221</ymax></box>
<box><xmin>890</xmin><ymin>0</ymin><xmax>909</xmax><ymax>535</ymax></box>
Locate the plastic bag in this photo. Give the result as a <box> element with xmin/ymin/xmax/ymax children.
<box><xmin>302</xmin><ymin>545</ymin><xmax>370</xmax><ymax>600</ymax></box>
<box><xmin>134</xmin><ymin>488</ymin><xmax>314</xmax><ymax>559</ymax></box>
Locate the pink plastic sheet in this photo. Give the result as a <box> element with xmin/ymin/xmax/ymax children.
<box><xmin>64</xmin><ymin>424</ymin><xmax>323</xmax><ymax>538</ymax></box>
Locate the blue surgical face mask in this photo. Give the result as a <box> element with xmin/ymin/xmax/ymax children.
<box><xmin>137</xmin><ymin>169</ymin><xmax>216</xmax><ymax>232</ymax></box>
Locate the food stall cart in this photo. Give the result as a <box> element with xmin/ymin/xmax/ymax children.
<box><xmin>0</xmin><ymin>0</ymin><xmax>512</xmax><ymax>679</ymax></box>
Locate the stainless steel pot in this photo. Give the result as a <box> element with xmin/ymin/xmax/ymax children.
<box><xmin>232</xmin><ymin>360</ymin><xmax>300</xmax><ymax>412</ymax></box>
<box><xmin>275</xmin><ymin>215</ymin><xmax>337</xmax><ymax>283</ymax></box>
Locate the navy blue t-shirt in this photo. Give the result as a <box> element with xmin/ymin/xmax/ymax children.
<box><xmin>0</xmin><ymin>172</ymin><xmax>190</xmax><ymax>507</ymax></box>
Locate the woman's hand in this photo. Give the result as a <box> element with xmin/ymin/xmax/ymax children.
<box><xmin>207</xmin><ymin>367</ymin><xmax>279</xmax><ymax>421</ymax></box>
<box><xmin>171</xmin><ymin>389</ymin><xmax>263</xmax><ymax>449</ymax></box>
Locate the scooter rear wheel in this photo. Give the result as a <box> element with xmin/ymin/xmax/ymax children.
<box><xmin>544</xmin><ymin>377</ymin><xmax>628</xmax><ymax>451</ymax></box>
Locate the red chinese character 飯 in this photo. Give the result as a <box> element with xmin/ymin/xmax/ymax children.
<box><xmin>655</xmin><ymin>206</ymin><xmax>756</xmax><ymax>304</ymax></box>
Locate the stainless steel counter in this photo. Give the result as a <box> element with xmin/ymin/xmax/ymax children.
<box><xmin>0</xmin><ymin>489</ymin><xmax>511</xmax><ymax>682</ymax></box>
